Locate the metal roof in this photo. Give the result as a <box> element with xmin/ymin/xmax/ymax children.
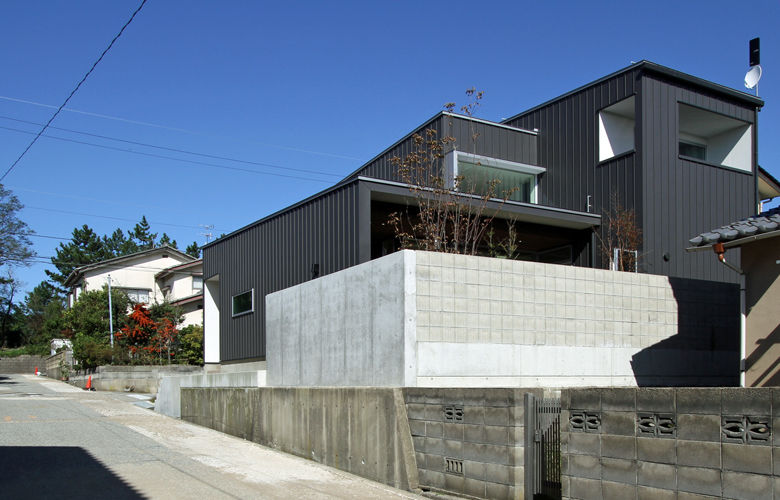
<box><xmin>687</xmin><ymin>206</ymin><xmax>780</xmax><ymax>251</ymax></box>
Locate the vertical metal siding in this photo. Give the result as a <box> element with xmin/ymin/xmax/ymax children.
<box><xmin>203</xmin><ymin>182</ymin><xmax>362</xmax><ymax>362</ymax></box>
<box><xmin>640</xmin><ymin>73</ymin><xmax>755</xmax><ymax>283</ymax></box>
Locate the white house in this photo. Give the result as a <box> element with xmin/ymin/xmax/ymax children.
<box><xmin>65</xmin><ymin>246</ymin><xmax>203</xmax><ymax>327</ymax></box>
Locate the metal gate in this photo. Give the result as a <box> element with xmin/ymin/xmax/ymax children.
<box><xmin>524</xmin><ymin>393</ymin><xmax>561</xmax><ymax>500</ymax></box>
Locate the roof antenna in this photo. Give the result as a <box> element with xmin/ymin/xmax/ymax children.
<box><xmin>745</xmin><ymin>38</ymin><xmax>762</xmax><ymax>96</ymax></box>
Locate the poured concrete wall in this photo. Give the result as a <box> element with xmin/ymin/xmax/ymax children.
<box><xmin>67</xmin><ymin>365</ymin><xmax>201</xmax><ymax>393</ymax></box>
<box><xmin>266</xmin><ymin>250</ymin><xmax>415</xmax><ymax>386</ymax></box>
<box><xmin>267</xmin><ymin>250</ymin><xmax>738</xmax><ymax>387</ymax></box>
<box><xmin>561</xmin><ymin>387</ymin><xmax>780</xmax><ymax>499</ymax></box>
<box><xmin>181</xmin><ymin>387</ymin><xmax>420</xmax><ymax>492</ymax></box>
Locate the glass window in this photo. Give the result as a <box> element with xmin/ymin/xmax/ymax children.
<box><xmin>457</xmin><ymin>161</ymin><xmax>536</xmax><ymax>203</ymax></box>
<box><xmin>123</xmin><ymin>288</ymin><xmax>150</xmax><ymax>304</ymax></box>
<box><xmin>192</xmin><ymin>276</ymin><xmax>203</xmax><ymax>291</ymax></box>
<box><xmin>679</xmin><ymin>141</ymin><xmax>706</xmax><ymax>160</ymax></box>
<box><xmin>232</xmin><ymin>289</ymin><xmax>253</xmax><ymax>317</ymax></box>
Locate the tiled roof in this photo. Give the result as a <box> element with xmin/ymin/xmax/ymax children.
<box><xmin>688</xmin><ymin>206</ymin><xmax>780</xmax><ymax>248</ymax></box>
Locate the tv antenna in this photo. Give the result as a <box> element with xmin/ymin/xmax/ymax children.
<box><xmin>199</xmin><ymin>224</ymin><xmax>215</xmax><ymax>243</ymax></box>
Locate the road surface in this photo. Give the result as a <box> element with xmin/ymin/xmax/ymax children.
<box><xmin>0</xmin><ymin>374</ymin><xmax>423</xmax><ymax>499</ymax></box>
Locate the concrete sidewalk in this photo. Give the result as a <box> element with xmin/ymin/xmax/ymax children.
<box><xmin>0</xmin><ymin>374</ymin><xmax>423</xmax><ymax>499</ymax></box>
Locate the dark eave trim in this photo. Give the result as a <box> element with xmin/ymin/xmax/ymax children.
<box><xmin>502</xmin><ymin>60</ymin><xmax>764</xmax><ymax>124</ymax></box>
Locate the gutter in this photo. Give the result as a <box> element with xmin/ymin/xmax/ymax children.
<box><xmin>711</xmin><ymin>242</ymin><xmax>747</xmax><ymax>387</ymax></box>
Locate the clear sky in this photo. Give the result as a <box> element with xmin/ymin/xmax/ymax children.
<box><xmin>1</xmin><ymin>0</ymin><xmax>778</xmax><ymax>297</ymax></box>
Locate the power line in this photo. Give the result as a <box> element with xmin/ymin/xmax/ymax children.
<box><xmin>0</xmin><ymin>115</ymin><xmax>344</xmax><ymax>179</ymax></box>
<box><xmin>0</xmin><ymin>125</ymin><xmax>336</xmax><ymax>184</ymax></box>
<box><xmin>0</xmin><ymin>0</ymin><xmax>148</xmax><ymax>182</ymax></box>
<box><xmin>24</xmin><ymin>206</ymin><xmax>209</xmax><ymax>230</ymax></box>
<box><xmin>0</xmin><ymin>95</ymin><xmax>364</xmax><ymax>162</ymax></box>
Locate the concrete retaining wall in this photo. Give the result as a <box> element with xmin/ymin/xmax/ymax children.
<box><xmin>45</xmin><ymin>351</ymin><xmax>73</xmax><ymax>380</ymax></box>
<box><xmin>0</xmin><ymin>355</ymin><xmax>47</xmax><ymax>374</ymax></box>
<box><xmin>267</xmin><ymin>250</ymin><xmax>738</xmax><ymax>387</ymax></box>
<box><xmin>68</xmin><ymin>365</ymin><xmax>202</xmax><ymax>393</ymax></box>
<box><xmin>561</xmin><ymin>387</ymin><xmax>780</xmax><ymax>499</ymax></box>
<box><xmin>181</xmin><ymin>387</ymin><xmax>420</xmax><ymax>492</ymax></box>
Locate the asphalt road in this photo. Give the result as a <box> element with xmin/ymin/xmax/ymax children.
<box><xmin>0</xmin><ymin>374</ymin><xmax>423</xmax><ymax>500</ymax></box>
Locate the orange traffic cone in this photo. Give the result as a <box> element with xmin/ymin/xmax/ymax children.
<box><xmin>85</xmin><ymin>375</ymin><xmax>95</xmax><ymax>391</ymax></box>
<box><xmin>34</xmin><ymin>366</ymin><xmax>39</xmax><ymax>376</ymax></box>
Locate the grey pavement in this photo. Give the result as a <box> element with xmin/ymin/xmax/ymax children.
<box><xmin>0</xmin><ymin>374</ymin><xmax>423</xmax><ymax>499</ymax></box>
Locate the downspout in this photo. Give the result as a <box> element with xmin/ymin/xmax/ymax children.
<box><xmin>712</xmin><ymin>243</ymin><xmax>746</xmax><ymax>387</ymax></box>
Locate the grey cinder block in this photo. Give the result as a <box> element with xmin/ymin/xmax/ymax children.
<box><xmin>602</xmin><ymin>388</ymin><xmax>637</xmax><ymax>411</ymax></box>
<box><xmin>722</xmin><ymin>442</ymin><xmax>772</xmax><ymax>475</ymax></box>
<box><xmin>676</xmin><ymin>440</ymin><xmax>719</xmax><ymax>468</ymax></box>
<box><xmin>637</xmin><ymin>461</ymin><xmax>676</xmax><ymax>490</ymax></box>
<box><xmin>484</xmin><ymin>425</ymin><xmax>510</xmax><ymax>446</ymax></box>
<box><xmin>677</xmin><ymin>492</ymin><xmax>721</xmax><ymax>500</ymax></box>
<box><xmin>463</xmin><ymin>477</ymin><xmax>486</xmax><ymax>498</ymax></box>
<box><xmin>409</xmin><ymin>419</ymin><xmax>426</xmax><ymax>437</ymax></box>
<box><xmin>722</xmin><ymin>471</ymin><xmax>772</xmax><ymax>500</ymax></box>
<box><xmin>602</xmin><ymin>434</ymin><xmax>636</xmax><ymax>460</ymax></box>
<box><xmin>569</xmin><ymin>477</ymin><xmax>603</xmax><ymax>500</ymax></box>
<box><xmin>571</xmin><ymin>389</ymin><xmax>602</xmax><ymax>411</ymax></box>
<box><xmin>677</xmin><ymin>388</ymin><xmax>721</xmax><ymax>414</ymax></box>
<box><xmin>568</xmin><ymin>432</ymin><xmax>600</xmax><ymax>456</ymax></box>
<box><xmin>427</xmin><ymin>421</ymin><xmax>443</xmax><ymax>439</ymax></box>
<box><xmin>601</xmin><ymin>479</ymin><xmax>637</xmax><ymax>500</ymax></box>
<box><xmin>484</xmin><ymin>406</ymin><xmax>510</xmax><ymax>426</ymax></box>
<box><xmin>721</xmin><ymin>388</ymin><xmax>771</xmax><ymax>416</ymax></box>
<box><xmin>677</xmin><ymin>465</ymin><xmax>721</xmax><ymax>497</ymax></box>
<box><xmin>774</xmin><ymin>447</ymin><xmax>780</xmax><ymax>476</ymax></box>
<box><xmin>637</xmin><ymin>436</ymin><xmax>675</xmax><ymax>464</ymax></box>
<box><xmin>443</xmin><ymin>422</ymin><xmax>463</xmax><ymax>441</ymax></box>
<box><xmin>677</xmin><ymin>414</ymin><xmax>721</xmax><ymax>442</ymax></box>
<box><xmin>463</xmin><ymin>423</ymin><xmax>484</xmax><ymax>443</ymax></box>
<box><xmin>636</xmin><ymin>388</ymin><xmax>675</xmax><ymax>413</ymax></box>
<box><xmin>406</xmin><ymin>403</ymin><xmax>426</xmax><ymax>420</ymax></box>
<box><xmin>485</xmin><ymin>463</ymin><xmax>511</xmax><ymax>485</ymax></box>
<box><xmin>637</xmin><ymin>485</ymin><xmax>676</xmax><ymax>500</ymax></box>
<box><xmin>486</xmin><ymin>481</ymin><xmax>510</xmax><ymax>500</ymax></box>
<box><xmin>418</xmin><ymin>468</ymin><xmax>446</xmax><ymax>490</ymax></box>
<box><xmin>443</xmin><ymin>472</ymin><xmax>466</xmax><ymax>494</ymax></box>
<box><xmin>462</xmin><ymin>459</ymin><xmax>486</xmax><ymax>481</ymax></box>
<box><xmin>602</xmin><ymin>411</ymin><xmax>636</xmax><ymax>436</ymax></box>
<box><xmin>601</xmin><ymin>457</ymin><xmax>637</xmax><ymax>485</ymax></box>
<box><xmin>569</xmin><ymin>453</ymin><xmax>601</xmax><ymax>480</ymax></box>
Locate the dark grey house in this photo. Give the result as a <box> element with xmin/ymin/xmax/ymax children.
<box><xmin>203</xmin><ymin>61</ymin><xmax>765</xmax><ymax>364</ymax></box>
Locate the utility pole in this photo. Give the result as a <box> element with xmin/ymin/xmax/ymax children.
<box><xmin>107</xmin><ymin>275</ymin><xmax>114</xmax><ymax>348</ymax></box>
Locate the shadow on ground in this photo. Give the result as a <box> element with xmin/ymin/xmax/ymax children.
<box><xmin>0</xmin><ymin>446</ymin><xmax>146</xmax><ymax>499</ymax></box>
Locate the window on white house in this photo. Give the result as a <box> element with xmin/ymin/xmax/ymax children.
<box><xmin>232</xmin><ymin>289</ymin><xmax>253</xmax><ymax>317</ymax></box>
<box><xmin>598</xmin><ymin>96</ymin><xmax>636</xmax><ymax>162</ymax></box>
<box><xmin>192</xmin><ymin>276</ymin><xmax>203</xmax><ymax>292</ymax></box>
<box><xmin>447</xmin><ymin>151</ymin><xmax>545</xmax><ymax>204</ymax></box>
<box><xmin>122</xmin><ymin>288</ymin><xmax>151</xmax><ymax>304</ymax></box>
<box><xmin>678</xmin><ymin>103</ymin><xmax>752</xmax><ymax>172</ymax></box>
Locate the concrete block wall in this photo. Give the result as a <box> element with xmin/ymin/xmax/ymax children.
<box><xmin>416</xmin><ymin>251</ymin><xmax>737</xmax><ymax>386</ymax></box>
<box><xmin>45</xmin><ymin>351</ymin><xmax>73</xmax><ymax>380</ymax></box>
<box><xmin>181</xmin><ymin>387</ymin><xmax>419</xmax><ymax>492</ymax></box>
<box><xmin>406</xmin><ymin>388</ymin><xmax>543</xmax><ymax>499</ymax></box>
<box><xmin>561</xmin><ymin>387</ymin><xmax>780</xmax><ymax>499</ymax></box>
<box><xmin>0</xmin><ymin>355</ymin><xmax>47</xmax><ymax>375</ymax></box>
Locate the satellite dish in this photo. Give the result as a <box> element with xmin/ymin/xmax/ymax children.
<box><xmin>745</xmin><ymin>65</ymin><xmax>762</xmax><ymax>89</ymax></box>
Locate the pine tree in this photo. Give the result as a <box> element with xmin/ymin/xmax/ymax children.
<box><xmin>158</xmin><ymin>233</ymin><xmax>177</xmax><ymax>249</ymax></box>
<box><xmin>185</xmin><ymin>241</ymin><xmax>201</xmax><ymax>258</ymax></box>
<box><xmin>128</xmin><ymin>216</ymin><xmax>157</xmax><ymax>250</ymax></box>
<box><xmin>46</xmin><ymin>225</ymin><xmax>112</xmax><ymax>288</ymax></box>
<box><xmin>102</xmin><ymin>228</ymin><xmax>139</xmax><ymax>257</ymax></box>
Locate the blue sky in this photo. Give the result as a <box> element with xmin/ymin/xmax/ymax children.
<box><xmin>1</xmin><ymin>1</ymin><xmax>778</xmax><ymax>297</ymax></box>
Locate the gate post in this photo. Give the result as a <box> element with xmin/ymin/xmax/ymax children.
<box><xmin>524</xmin><ymin>392</ymin><xmax>536</xmax><ymax>500</ymax></box>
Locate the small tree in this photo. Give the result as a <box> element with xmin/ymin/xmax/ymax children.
<box><xmin>388</xmin><ymin>89</ymin><xmax>513</xmax><ymax>255</ymax></box>
<box><xmin>596</xmin><ymin>192</ymin><xmax>642</xmax><ymax>272</ymax></box>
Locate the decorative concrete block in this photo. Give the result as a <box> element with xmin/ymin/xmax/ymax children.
<box><xmin>677</xmin><ymin>414</ymin><xmax>721</xmax><ymax>442</ymax></box>
<box><xmin>602</xmin><ymin>388</ymin><xmax>637</xmax><ymax>411</ymax></box>
<box><xmin>722</xmin><ymin>442</ymin><xmax>772</xmax><ymax>475</ymax></box>
<box><xmin>601</xmin><ymin>411</ymin><xmax>636</xmax><ymax>436</ymax></box>
<box><xmin>601</xmin><ymin>457</ymin><xmax>637</xmax><ymax>485</ymax></box>
<box><xmin>722</xmin><ymin>471</ymin><xmax>772</xmax><ymax>500</ymax></box>
<box><xmin>677</xmin><ymin>465</ymin><xmax>721</xmax><ymax>497</ymax></box>
<box><xmin>677</xmin><ymin>388</ymin><xmax>721</xmax><ymax>414</ymax></box>
<box><xmin>676</xmin><ymin>440</ymin><xmax>719</xmax><ymax>469</ymax></box>
<box><xmin>568</xmin><ymin>453</ymin><xmax>601</xmax><ymax>480</ymax></box>
<box><xmin>637</xmin><ymin>461</ymin><xmax>676</xmax><ymax>490</ymax></box>
<box><xmin>722</xmin><ymin>388</ymin><xmax>772</xmax><ymax>416</ymax></box>
<box><xmin>637</xmin><ymin>436</ymin><xmax>676</xmax><ymax>464</ymax></box>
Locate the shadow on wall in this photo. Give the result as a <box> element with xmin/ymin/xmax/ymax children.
<box><xmin>630</xmin><ymin>278</ymin><xmax>740</xmax><ymax>387</ymax></box>
<box><xmin>0</xmin><ymin>446</ymin><xmax>145</xmax><ymax>499</ymax></box>
<box><xmin>746</xmin><ymin>323</ymin><xmax>780</xmax><ymax>386</ymax></box>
